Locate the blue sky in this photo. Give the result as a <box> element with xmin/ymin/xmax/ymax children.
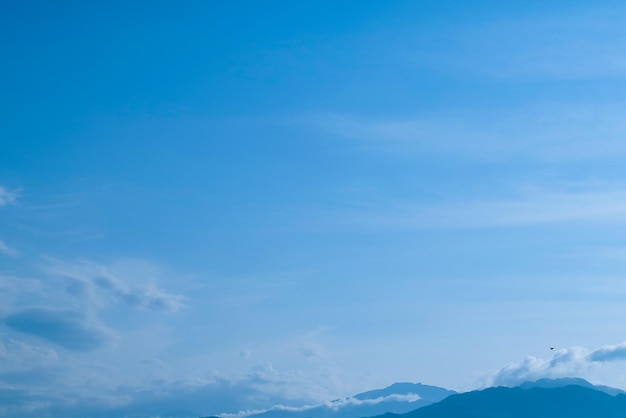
<box><xmin>4</xmin><ymin>1</ymin><xmax>626</xmax><ymax>416</ymax></box>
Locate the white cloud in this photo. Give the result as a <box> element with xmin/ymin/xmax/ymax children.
<box><xmin>0</xmin><ymin>240</ymin><xmax>19</xmax><ymax>257</ymax></box>
<box><xmin>0</xmin><ymin>256</ymin><xmax>195</xmax><ymax>411</ymax></box>
<box><xmin>221</xmin><ymin>393</ymin><xmax>422</xmax><ymax>418</ymax></box>
<box><xmin>588</xmin><ymin>342</ymin><xmax>626</xmax><ymax>363</ymax></box>
<box><xmin>0</xmin><ymin>186</ymin><xmax>18</xmax><ymax>206</ymax></box>
<box><xmin>490</xmin><ymin>340</ymin><xmax>626</xmax><ymax>387</ymax></box>
<box><xmin>491</xmin><ymin>348</ymin><xmax>590</xmax><ymax>387</ymax></box>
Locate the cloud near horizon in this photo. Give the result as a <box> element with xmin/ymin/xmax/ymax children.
<box><xmin>491</xmin><ymin>341</ymin><xmax>626</xmax><ymax>387</ymax></box>
<box><xmin>0</xmin><ymin>356</ymin><xmax>353</xmax><ymax>418</ymax></box>
<box><xmin>588</xmin><ymin>342</ymin><xmax>626</xmax><ymax>363</ymax></box>
<box><xmin>220</xmin><ymin>392</ymin><xmax>422</xmax><ymax>418</ymax></box>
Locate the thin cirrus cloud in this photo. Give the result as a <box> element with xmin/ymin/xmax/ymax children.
<box><xmin>309</xmin><ymin>104</ymin><xmax>626</xmax><ymax>161</ymax></box>
<box><xmin>0</xmin><ymin>186</ymin><xmax>18</xmax><ymax>206</ymax></box>
<box><xmin>0</xmin><ymin>240</ymin><xmax>19</xmax><ymax>257</ymax></box>
<box><xmin>4</xmin><ymin>307</ymin><xmax>112</xmax><ymax>352</ymax></box>
<box><xmin>352</xmin><ymin>187</ymin><xmax>626</xmax><ymax>230</ymax></box>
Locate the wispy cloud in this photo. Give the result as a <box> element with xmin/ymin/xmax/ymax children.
<box><xmin>0</xmin><ymin>186</ymin><xmax>18</xmax><ymax>206</ymax></box>
<box><xmin>0</xmin><ymin>358</ymin><xmax>350</xmax><ymax>418</ymax></box>
<box><xmin>309</xmin><ymin>102</ymin><xmax>626</xmax><ymax>161</ymax></box>
<box><xmin>221</xmin><ymin>393</ymin><xmax>422</xmax><ymax>418</ymax></box>
<box><xmin>0</xmin><ymin>240</ymin><xmax>19</xmax><ymax>257</ymax></box>
<box><xmin>349</xmin><ymin>186</ymin><xmax>626</xmax><ymax>230</ymax></box>
<box><xmin>91</xmin><ymin>274</ymin><xmax>186</xmax><ymax>312</ymax></box>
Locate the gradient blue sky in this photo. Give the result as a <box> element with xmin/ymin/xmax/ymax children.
<box><xmin>4</xmin><ymin>1</ymin><xmax>626</xmax><ymax>416</ymax></box>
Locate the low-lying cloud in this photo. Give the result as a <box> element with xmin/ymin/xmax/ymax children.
<box><xmin>491</xmin><ymin>341</ymin><xmax>626</xmax><ymax>387</ymax></box>
<box><xmin>588</xmin><ymin>342</ymin><xmax>626</xmax><ymax>363</ymax></box>
<box><xmin>221</xmin><ymin>393</ymin><xmax>422</xmax><ymax>418</ymax></box>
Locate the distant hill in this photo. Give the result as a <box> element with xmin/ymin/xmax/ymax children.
<box><xmin>242</xmin><ymin>382</ymin><xmax>456</xmax><ymax>418</ymax></box>
<box><xmin>519</xmin><ymin>377</ymin><xmax>626</xmax><ymax>396</ymax></box>
<box><xmin>354</xmin><ymin>382</ymin><xmax>455</xmax><ymax>402</ymax></box>
<box><xmin>380</xmin><ymin>384</ymin><xmax>626</xmax><ymax>418</ymax></box>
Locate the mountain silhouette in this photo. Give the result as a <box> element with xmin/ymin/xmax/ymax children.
<box><xmin>244</xmin><ymin>382</ymin><xmax>455</xmax><ymax>418</ymax></box>
<box><xmin>378</xmin><ymin>384</ymin><xmax>626</xmax><ymax>418</ymax></box>
<box><xmin>519</xmin><ymin>377</ymin><xmax>625</xmax><ymax>396</ymax></box>
<box><xmin>354</xmin><ymin>382</ymin><xmax>456</xmax><ymax>402</ymax></box>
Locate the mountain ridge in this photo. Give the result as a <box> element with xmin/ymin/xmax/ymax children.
<box><xmin>375</xmin><ymin>383</ymin><xmax>626</xmax><ymax>418</ymax></box>
<box><xmin>205</xmin><ymin>378</ymin><xmax>626</xmax><ymax>418</ymax></box>
<box><xmin>221</xmin><ymin>382</ymin><xmax>455</xmax><ymax>418</ymax></box>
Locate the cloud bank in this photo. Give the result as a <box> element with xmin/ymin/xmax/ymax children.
<box><xmin>0</xmin><ymin>356</ymin><xmax>348</xmax><ymax>418</ymax></box>
<box><xmin>221</xmin><ymin>392</ymin><xmax>422</xmax><ymax>418</ymax></box>
<box><xmin>491</xmin><ymin>341</ymin><xmax>626</xmax><ymax>387</ymax></box>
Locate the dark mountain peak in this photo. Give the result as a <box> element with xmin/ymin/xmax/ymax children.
<box><xmin>244</xmin><ymin>381</ymin><xmax>456</xmax><ymax>418</ymax></box>
<box><xmin>390</xmin><ymin>384</ymin><xmax>626</xmax><ymax>418</ymax></box>
<box><xmin>519</xmin><ymin>377</ymin><xmax>625</xmax><ymax>396</ymax></box>
<box><xmin>520</xmin><ymin>377</ymin><xmax>593</xmax><ymax>389</ymax></box>
<box><xmin>354</xmin><ymin>382</ymin><xmax>456</xmax><ymax>401</ymax></box>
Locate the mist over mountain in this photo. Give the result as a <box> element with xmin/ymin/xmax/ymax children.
<box><xmin>238</xmin><ymin>382</ymin><xmax>456</xmax><ymax>418</ymax></box>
